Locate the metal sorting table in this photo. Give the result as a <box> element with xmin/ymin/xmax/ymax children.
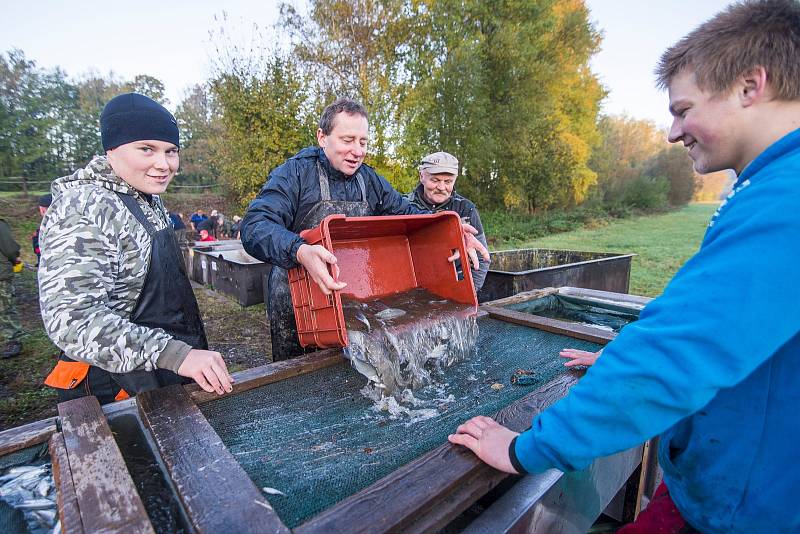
<box><xmin>183</xmin><ymin>240</ymin><xmax>272</xmax><ymax>306</ymax></box>
<box><xmin>477</xmin><ymin>248</ymin><xmax>635</xmax><ymax>303</ymax></box>
<box><xmin>0</xmin><ymin>289</ymin><xmax>658</xmax><ymax>533</ymax></box>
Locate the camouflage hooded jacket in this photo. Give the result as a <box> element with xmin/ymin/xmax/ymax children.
<box><xmin>38</xmin><ymin>156</ymin><xmax>192</xmax><ymax>373</ymax></box>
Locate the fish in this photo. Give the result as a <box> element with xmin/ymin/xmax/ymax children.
<box><xmin>262</xmin><ymin>487</ymin><xmax>286</xmax><ymax>496</ymax></box>
<box><xmin>355</xmin><ymin>311</ymin><xmax>371</xmax><ymax>332</ymax></box>
<box><xmin>375</xmin><ymin>307</ymin><xmax>406</xmax><ymax>320</ymax></box>
<box><xmin>14</xmin><ymin>498</ymin><xmax>55</xmax><ymax>510</ymax></box>
<box><xmin>36</xmin><ymin>478</ymin><xmax>51</xmax><ymax>497</ymax></box>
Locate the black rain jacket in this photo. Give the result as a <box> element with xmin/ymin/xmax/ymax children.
<box><xmin>241</xmin><ymin>147</ymin><xmax>425</xmax><ymax>269</ymax></box>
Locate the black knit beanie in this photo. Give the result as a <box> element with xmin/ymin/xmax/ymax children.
<box><xmin>100</xmin><ymin>93</ymin><xmax>179</xmax><ymax>151</ymax></box>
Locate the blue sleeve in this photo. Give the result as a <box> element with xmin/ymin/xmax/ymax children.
<box><xmin>514</xmin><ymin>177</ymin><xmax>800</xmax><ymax>473</ymax></box>
<box><xmin>240</xmin><ymin>163</ymin><xmax>306</xmax><ymax>269</ymax></box>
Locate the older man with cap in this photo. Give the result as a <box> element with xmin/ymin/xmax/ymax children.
<box><xmin>406</xmin><ymin>151</ymin><xmax>491</xmax><ymax>291</ymax></box>
<box><xmin>39</xmin><ymin>92</ymin><xmax>232</xmax><ymax>404</ymax></box>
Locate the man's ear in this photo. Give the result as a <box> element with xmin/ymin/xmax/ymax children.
<box><xmin>316</xmin><ymin>128</ymin><xmax>326</xmax><ymax>147</ymax></box>
<box><xmin>739</xmin><ymin>66</ymin><xmax>769</xmax><ymax>107</ymax></box>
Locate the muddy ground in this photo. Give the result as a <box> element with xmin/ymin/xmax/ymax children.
<box><xmin>0</xmin><ymin>193</ymin><xmax>270</xmax><ymax>430</ymax></box>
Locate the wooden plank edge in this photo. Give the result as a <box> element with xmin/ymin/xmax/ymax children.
<box><xmin>58</xmin><ymin>396</ymin><xmax>154</xmax><ymax>534</ymax></box>
<box><xmin>482</xmin><ymin>305</ymin><xmax>616</xmax><ymax>345</ymax></box>
<box><xmin>295</xmin><ymin>372</ymin><xmax>583</xmax><ymax>534</ymax></box>
<box><xmin>137</xmin><ymin>385</ymin><xmax>290</xmax><ymax>534</ymax></box>
<box><xmin>0</xmin><ymin>416</ymin><xmax>57</xmax><ymax>456</ymax></box>
<box><xmin>49</xmin><ymin>432</ymin><xmax>85</xmax><ymax>534</ymax></box>
<box><xmin>481</xmin><ymin>287</ymin><xmax>561</xmax><ymax>308</ymax></box>
<box><xmin>187</xmin><ymin>348</ymin><xmax>344</xmax><ymax>405</ymax></box>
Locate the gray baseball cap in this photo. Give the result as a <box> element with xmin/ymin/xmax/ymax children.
<box><xmin>419</xmin><ymin>151</ymin><xmax>458</xmax><ymax>175</ymax></box>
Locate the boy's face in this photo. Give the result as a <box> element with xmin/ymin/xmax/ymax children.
<box><xmin>667</xmin><ymin>70</ymin><xmax>745</xmax><ymax>174</ymax></box>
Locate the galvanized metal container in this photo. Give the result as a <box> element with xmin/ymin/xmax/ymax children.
<box><xmin>477</xmin><ymin>248</ymin><xmax>634</xmax><ymax>303</ymax></box>
<box><xmin>206</xmin><ymin>248</ymin><xmax>272</xmax><ymax>307</ymax></box>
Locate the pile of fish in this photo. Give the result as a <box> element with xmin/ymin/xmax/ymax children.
<box><xmin>342</xmin><ymin>288</ymin><xmax>478</xmax><ymax>395</ymax></box>
<box><xmin>0</xmin><ymin>464</ymin><xmax>60</xmax><ymax>534</ymax></box>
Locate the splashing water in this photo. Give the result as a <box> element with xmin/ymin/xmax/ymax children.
<box><xmin>342</xmin><ymin>288</ymin><xmax>478</xmax><ymax>409</ymax></box>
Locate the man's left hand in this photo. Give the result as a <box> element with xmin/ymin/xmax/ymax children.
<box><xmin>449</xmin><ymin>222</ymin><xmax>490</xmax><ymax>270</ymax></box>
<box><xmin>448</xmin><ymin>415</ymin><xmax>520</xmax><ymax>474</ymax></box>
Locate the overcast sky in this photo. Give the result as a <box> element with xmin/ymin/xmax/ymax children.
<box><xmin>2</xmin><ymin>0</ymin><xmax>733</xmax><ymax>127</ymax></box>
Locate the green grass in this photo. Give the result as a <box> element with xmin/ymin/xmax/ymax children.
<box><xmin>0</xmin><ymin>190</ymin><xmax>49</xmax><ymax>197</ymax></box>
<box><xmin>502</xmin><ymin>203</ymin><xmax>719</xmax><ymax>297</ymax></box>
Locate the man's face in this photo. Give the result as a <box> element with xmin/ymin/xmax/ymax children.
<box><xmin>420</xmin><ymin>169</ymin><xmax>457</xmax><ymax>205</ymax></box>
<box><xmin>667</xmin><ymin>70</ymin><xmax>744</xmax><ymax>174</ymax></box>
<box><xmin>106</xmin><ymin>140</ymin><xmax>179</xmax><ymax>194</ymax></box>
<box><xmin>317</xmin><ymin>112</ymin><xmax>368</xmax><ymax>175</ymax></box>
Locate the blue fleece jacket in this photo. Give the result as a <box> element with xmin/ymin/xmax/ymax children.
<box><xmin>514</xmin><ymin>128</ymin><xmax>800</xmax><ymax>533</ymax></box>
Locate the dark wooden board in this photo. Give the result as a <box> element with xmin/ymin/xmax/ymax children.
<box><xmin>295</xmin><ymin>371</ymin><xmax>584</xmax><ymax>534</ymax></box>
<box><xmin>0</xmin><ymin>416</ymin><xmax>57</xmax><ymax>456</ymax></box>
<box><xmin>186</xmin><ymin>348</ymin><xmax>344</xmax><ymax>404</ymax></box>
<box><xmin>137</xmin><ymin>384</ymin><xmax>290</xmax><ymax>534</ymax></box>
<box><xmin>482</xmin><ymin>304</ymin><xmax>616</xmax><ymax>344</ymax></box>
<box><xmin>49</xmin><ymin>432</ymin><xmax>84</xmax><ymax>534</ymax></box>
<box><xmin>57</xmin><ymin>396</ymin><xmax>153</xmax><ymax>533</ymax></box>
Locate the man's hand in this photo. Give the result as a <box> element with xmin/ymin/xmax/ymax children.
<box><xmin>449</xmin><ymin>222</ymin><xmax>490</xmax><ymax>270</ymax></box>
<box><xmin>296</xmin><ymin>244</ymin><xmax>347</xmax><ymax>295</ymax></box>
<box><xmin>559</xmin><ymin>348</ymin><xmax>602</xmax><ymax>367</ymax></box>
<box><xmin>448</xmin><ymin>415</ymin><xmax>520</xmax><ymax>474</ymax></box>
<box><xmin>178</xmin><ymin>349</ymin><xmax>234</xmax><ymax>395</ymax></box>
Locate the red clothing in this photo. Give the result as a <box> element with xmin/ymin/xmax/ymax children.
<box><xmin>199</xmin><ymin>235</ymin><xmax>217</xmax><ymax>242</ymax></box>
<box><xmin>617</xmin><ymin>483</ymin><xmax>699</xmax><ymax>534</ymax></box>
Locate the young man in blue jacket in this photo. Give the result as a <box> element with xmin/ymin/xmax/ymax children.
<box><xmin>449</xmin><ymin>1</ymin><xmax>800</xmax><ymax>532</ymax></box>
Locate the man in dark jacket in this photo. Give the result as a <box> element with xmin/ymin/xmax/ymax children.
<box><xmin>241</xmin><ymin>98</ymin><xmax>488</xmax><ymax>361</ymax></box>
<box><xmin>32</xmin><ymin>193</ymin><xmax>52</xmax><ymax>267</ymax></box>
<box><xmin>0</xmin><ymin>218</ymin><xmax>23</xmax><ymax>358</ymax></box>
<box><xmin>406</xmin><ymin>151</ymin><xmax>490</xmax><ymax>291</ymax></box>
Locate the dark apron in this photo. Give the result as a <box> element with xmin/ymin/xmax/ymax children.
<box><xmin>51</xmin><ymin>192</ymin><xmax>208</xmax><ymax>404</ymax></box>
<box><xmin>268</xmin><ymin>162</ymin><xmax>370</xmax><ymax>361</ymax></box>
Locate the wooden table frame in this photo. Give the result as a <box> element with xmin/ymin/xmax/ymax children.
<box><xmin>1</xmin><ymin>287</ymin><xmax>655</xmax><ymax>533</ymax></box>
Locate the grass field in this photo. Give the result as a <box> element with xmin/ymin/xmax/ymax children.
<box><xmin>500</xmin><ymin>203</ymin><xmax>719</xmax><ymax>297</ymax></box>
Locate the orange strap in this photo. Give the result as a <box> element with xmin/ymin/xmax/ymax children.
<box><xmin>44</xmin><ymin>360</ymin><xmax>91</xmax><ymax>389</ymax></box>
<box><xmin>114</xmin><ymin>389</ymin><xmax>131</xmax><ymax>401</ymax></box>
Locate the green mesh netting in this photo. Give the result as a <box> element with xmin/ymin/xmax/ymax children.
<box><xmin>505</xmin><ymin>295</ymin><xmax>640</xmax><ymax>333</ymax></box>
<box><xmin>0</xmin><ymin>443</ymin><xmax>50</xmax><ymax>534</ymax></box>
<box><xmin>108</xmin><ymin>414</ymin><xmax>187</xmax><ymax>534</ymax></box>
<box><xmin>200</xmin><ymin>317</ymin><xmax>601</xmax><ymax>527</ymax></box>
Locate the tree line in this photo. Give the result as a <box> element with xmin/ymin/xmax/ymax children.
<box><xmin>1</xmin><ymin>0</ymin><xmax>704</xmax><ymax>211</ymax></box>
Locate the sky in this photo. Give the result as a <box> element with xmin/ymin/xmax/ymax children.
<box><xmin>2</xmin><ymin>0</ymin><xmax>734</xmax><ymax>128</ymax></box>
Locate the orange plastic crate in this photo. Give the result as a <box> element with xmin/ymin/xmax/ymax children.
<box><xmin>288</xmin><ymin>212</ymin><xmax>478</xmax><ymax>349</ymax></box>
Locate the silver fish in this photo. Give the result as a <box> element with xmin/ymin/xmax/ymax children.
<box><xmin>355</xmin><ymin>311</ymin><xmax>371</xmax><ymax>332</ymax></box>
<box><xmin>15</xmin><ymin>498</ymin><xmax>54</xmax><ymax>510</ymax></box>
<box><xmin>375</xmin><ymin>307</ymin><xmax>406</xmax><ymax>320</ymax></box>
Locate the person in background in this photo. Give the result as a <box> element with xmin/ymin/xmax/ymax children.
<box><xmin>405</xmin><ymin>151</ymin><xmax>491</xmax><ymax>292</ymax></box>
<box><xmin>230</xmin><ymin>216</ymin><xmax>242</xmax><ymax>240</ymax></box>
<box><xmin>0</xmin><ymin>217</ymin><xmax>23</xmax><ymax>358</ymax></box>
<box><xmin>169</xmin><ymin>211</ymin><xmax>187</xmax><ymax>245</ymax></box>
<box><xmin>198</xmin><ymin>229</ymin><xmax>216</xmax><ymax>242</ymax></box>
<box><xmin>241</xmin><ymin>98</ymin><xmax>489</xmax><ymax>361</ymax></box>
<box><xmin>449</xmin><ymin>1</ymin><xmax>800</xmax><ymax>532</ymax></box>
<box><xmin>32</xmin><ymin>193</ymin><xmax>52</xmax><ymax>267</ymax></box>
<box><xmin>39</xmin><ymin>92</ymin><xmax>232</xmax><ymax>404</ymax></box>
<box><xmin>190</xmin><ymin>209</ymin><xmax>206</xmax><ymax>233</ymax></box>
<box><xmin>220</xmin><ymin>213</ymin><xmax>233</xmax><ymax>239</ymax></box>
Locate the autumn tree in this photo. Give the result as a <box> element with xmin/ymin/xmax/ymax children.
<box><xmin>174</xmin><ymin>84</ymin><xmax>223</xmax><ymax>185</ymax></box>
<box><xmin>210</xmin><ymin>56</ymin><xmax>315</xmax><ymax>208</ymax></box>
<box><xmin>400</xmin><ymin>0</ymin><xmax>605</xmax><ymax>210</ymax></box>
